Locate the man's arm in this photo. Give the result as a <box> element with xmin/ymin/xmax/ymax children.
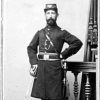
<box><xmin>61</xmin><ymin>30</ymin><xmax>83</xmax><ymax>59</ymax></box>
<box><xmin>27</xmin><ymin>31</ymin><xmax>39</xmax><ymax>66</ymax></box>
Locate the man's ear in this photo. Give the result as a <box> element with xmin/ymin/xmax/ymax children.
<box><xmin>57</xmin><ymin>13</ymin><xmax>59</xmax><ymax>17</ymax></box>
<box><xmin>57</xmin><ymin>13</ymin><xmax>59</xmax><ymax>18</ymax></box>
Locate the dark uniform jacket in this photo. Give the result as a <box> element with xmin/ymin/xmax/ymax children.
<box><xmin>27</xmin><ymin>24</ymin><xmax>83</xmax><ymax>99</ymax></box>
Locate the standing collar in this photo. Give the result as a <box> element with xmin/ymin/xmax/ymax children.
<box><xmin>45</xmin><ymin>24</ymin><xmax>60</xmax><ymax>30</ymax></box>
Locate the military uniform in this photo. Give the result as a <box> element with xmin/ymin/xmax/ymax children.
<box><xmin>27</xmin><ymin>24</ymin><xmax>83</xmax><ymax>100</ymax></box>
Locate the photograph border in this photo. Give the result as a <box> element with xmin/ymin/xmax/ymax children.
<box><xmin>0</xmin><ymin>0</ymin><xmax>100</xmax><ymax>100</ymax></box>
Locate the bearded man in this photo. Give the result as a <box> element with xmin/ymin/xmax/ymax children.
<box><xmin>27</xmin><ymin>4</ymin><xmax>83</xmax><ymax>100</ymax></box>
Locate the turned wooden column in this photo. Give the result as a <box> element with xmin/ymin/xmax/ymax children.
<box><xmin>72</xmin><ymin>72</ymin><xmax>79</xmax><ymax>100</ymax></box>
<box><xmin>85</xmin><ymin>73</ymin><xmax>91</xmax><ymax>100</ymax></box>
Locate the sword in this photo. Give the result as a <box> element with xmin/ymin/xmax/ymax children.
<box><xmin>61</xmin><ymin>60</ymin><xmax>70</xmax><ymax>100</ymax></box>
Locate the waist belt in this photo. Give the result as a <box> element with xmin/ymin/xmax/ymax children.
<box><xmin>38</xmin><ymin>53</ymin><xmax>60</xmax><ymax>61</ymax></box>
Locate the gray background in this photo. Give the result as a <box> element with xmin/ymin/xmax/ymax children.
<box><xmin>1</xmin><ymin>0</ymin><xmax>93</xmax><ymax>100</ymax></box>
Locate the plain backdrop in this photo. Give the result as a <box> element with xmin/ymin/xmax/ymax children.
<box><xmin>3</xmin><ymin>0</ymin><xmax>90</xmax><ymax>100</ymax></box>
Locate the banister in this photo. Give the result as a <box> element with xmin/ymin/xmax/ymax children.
<box><xmin>67</xmin><ymin>61</ymin><xmax>96</xmax><ymax>72</ymax></box>
<box><xmin>66</xmin><ymin>61</ymin><xmax>96</xmax><ymax>100</ymax></box>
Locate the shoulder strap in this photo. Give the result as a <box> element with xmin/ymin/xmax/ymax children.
<box><xmin>43</xmin><ymin>29</ymin><xmax>59</xmax><ymax>54</ymax></box>
<box><xmin>45</xmin><ymin>34</ymin><xmax>54</xmax><ymax>47</ymax></box>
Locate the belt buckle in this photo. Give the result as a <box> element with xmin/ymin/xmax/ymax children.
<box><xmin>44</xmin><ymin>54</ymin><xmax>49</xmax><ymax>60</ymax></box>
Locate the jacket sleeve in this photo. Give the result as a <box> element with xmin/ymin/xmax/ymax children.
<box><xmin>61</xmin><ymin>30</ymin><xmax>83</xmax><ymax>59</ymax></box>
<box><xmin>27</xmin><ymin>31</ymin><xmax>39</xmax><ymax>65</ymax></box>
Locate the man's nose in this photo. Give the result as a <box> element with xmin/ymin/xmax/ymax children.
<box><xmin>49</xmin><ymin>13</ymin><xmax>53</xmax><ymax>18</ymax></box>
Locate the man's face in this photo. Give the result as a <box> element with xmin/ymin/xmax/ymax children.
<box><xmin>45</xmin><ymin>10</ymin><xmax>58</xmax><ymax>26</ymax></box>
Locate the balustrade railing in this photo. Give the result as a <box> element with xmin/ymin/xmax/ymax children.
<box><xmin>66</xmin><ymin>61</ymin><xmax>96</xmax><ymax>100</ymax></box>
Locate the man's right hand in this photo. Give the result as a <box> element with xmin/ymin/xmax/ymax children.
<box><xmin>30</xmin><ymin>64</ymin><xmax>38</xmax><ymax>77</ymax></box>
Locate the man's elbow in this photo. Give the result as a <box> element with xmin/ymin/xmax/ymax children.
<box><xmin>75</xmin><ymin>40</ymin><xmax>83</xmax><ymax>52</ymax></box>
<box><xmin>78</xmin><ymin>40</ymin><xmax>83</xmax><ymax>48</ymax></box>
<box><xmin>73</xmin><ymin>40</ymin><xmax>83</xmax><ymax>54</ymax></box>
<box><xmin>74</xmin><ymin>39</ymin><xmax>83</xmax><ymax>50</ymax></box>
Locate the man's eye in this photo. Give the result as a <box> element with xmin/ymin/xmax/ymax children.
<box><xmin>46</xmin><ymin>12</ymin><xmax>50</xmax><ymax>14</ymax></box>
<box><xmin>52</xmin><ymin>12</ymin><xmax>56</xmax><ymax>14</ymax></box>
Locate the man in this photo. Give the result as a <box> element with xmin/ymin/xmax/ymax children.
<box><xmin>27</xmin><ymin>4</ymin><xmax>83</xmax><ymax>100</ymax></box>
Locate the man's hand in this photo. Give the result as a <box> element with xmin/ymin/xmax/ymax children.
<box><xmin>60</xmin><ymin>54</ymin><xmax>63</xmax><ymax>59</ymax></box>
<box><xmin>30</xmin><ymin>64</ymin><xmax>38</xmax><ymax>77</ymax></box>
<box><xmin>61</xmin><ymin>56</ymin><xmax>68</xmax><ymax>69</ymax></box>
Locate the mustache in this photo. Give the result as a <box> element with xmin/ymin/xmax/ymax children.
<box><xmin>47</xmin><ymin>18</ymin><xmax>55</xmax><ymax>22</ymax></box>
<box><xmin>46</xmin><ymin>18</ymin><xmax>56</xmax><ymax>26</ymax></box>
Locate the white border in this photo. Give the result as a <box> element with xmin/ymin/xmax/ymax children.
<box><xmin>0</xmin><ymin>0</ymin><xmax>99</xmax><ymax>100</ymax></box>
<box><xmin>0</xmin><ymin>0</ymin><xmax>3</xmax><ymax>99</ymax></box>
<box><xmin>97</xmin><ymin>0</ymin><xmax>100</xmax><ymax>100</ymax></box>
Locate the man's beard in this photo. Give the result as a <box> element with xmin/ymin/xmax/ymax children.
<box><xmin>47</xmin><ymin>18</ymin><xmax>56</xmax><ymax>26</ymax></box>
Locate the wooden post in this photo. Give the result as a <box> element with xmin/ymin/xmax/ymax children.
<box><xmin>85</xmin><ymin>73</ymin><xmax>91</xmax><ymax>100</ymax></box>
<box><xmin>72</xmin><ymin>72</ymin><xmax>79</xmax><ymax>100</ymax></box>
